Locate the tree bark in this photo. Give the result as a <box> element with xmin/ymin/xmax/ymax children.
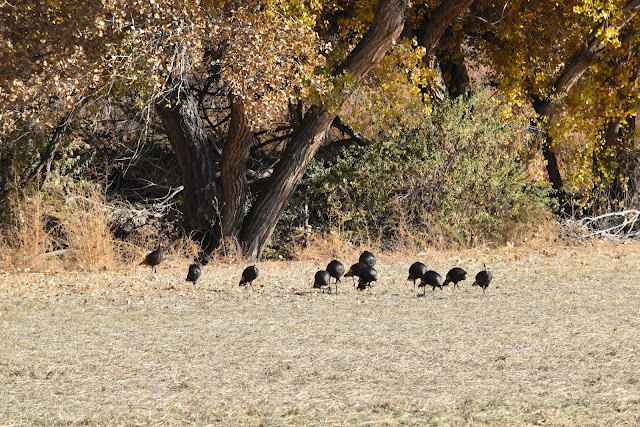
<box><xmin>239</xmin><ymin>106</ymin><xmax>336</xmax><ymax>260</ymax></box>
<box><xmin>239</xmin><ymin>0</ymin><xmax>408</xmax><ymax>260</ymax></box>
<box><xmin>220</xmin><ymin>94</ymin><xmax>252</xmax><ymax>239</ymax></box>
<box><xmin>155</xmin><ymin>84</ymin><xmax>220</xmax><ymax>236</ymax></box>
<box><xmin>418</xmin><ymin>0</ymin><xmax>474</xmax><ymax>58</ymax></box>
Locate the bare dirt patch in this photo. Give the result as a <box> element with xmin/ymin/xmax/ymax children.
<box><xmin>1</xmin><ymin>243</ymin><xmax>640</xmax><ymax>425</ymax></box>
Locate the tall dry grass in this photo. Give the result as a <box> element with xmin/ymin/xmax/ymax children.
<box><xmin>1</xmin><ymin>190</ymin><xmax>54</xmax><ymax>270</ymax></box>
<box><xmin>58</xmin><ymin>184</ymin><xmax>116</xmax><ymax>271</ymax></box>
<box><xmin>206</xmin><ymin>236</ymin><xmax>245</xmax><ymax>264</ymax></box>
<box><xmin>0</xmin><ymin>181</ymin><xmax>139</xmax><ymax>272</ymax></box>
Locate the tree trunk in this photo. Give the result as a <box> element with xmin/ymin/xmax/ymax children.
<box><xmin>220</xmin><ymin>94</ymin><xmax>252</xmax><ymax>239</ymax></box>
<box><xmin>540</xmin><ymin>133</ymin><xmax>565</xmax><ymax>194</ymax></box>
<box><xmin>155</xmin><ymin>85</ymin><xmax>220</xmax><ymax>237</ymax></box>
<box><xmin>418</xmin><ymin>0</ymin><xmax>474</xmax><ymax>58</ymax></box>
<box><xmin>239</xmin><ymin>0</ymin><xmax>408</xmax><ymax>260</ymax></box>
<box><xmin>447</xmin><ymin>42</ymin><xmax>471</xmax><ymax>98</ymax></box>
<box><xmin>239</xmin><ymin>106</ymin><xmax>336</xmax><ymax>260</ymax></box>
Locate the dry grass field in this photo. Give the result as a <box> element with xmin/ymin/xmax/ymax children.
<box><xmin>1</xmin><ymin>242</ymin><xmax>640</xmax><ymax>425</ymax></box>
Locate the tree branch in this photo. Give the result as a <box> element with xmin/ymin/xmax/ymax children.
<box><xmin>239</xmin><ymin>0</ymin><xmax>408</xmax><ymax>260</ymax></box>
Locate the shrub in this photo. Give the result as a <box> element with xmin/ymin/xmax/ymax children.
<box><xmin>292</xmin><ymin>89</ymin><xmax>554</xmax><ymax>249</ymax></box>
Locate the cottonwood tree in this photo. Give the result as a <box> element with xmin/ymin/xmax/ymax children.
<box><xmin>3</xmin><ymin>0</ymin><xmax>480</xmax><ymax>260</ymax></box>
<box><xmin>475</xmin><ymin>0</ymin><xmax>640</xmax><ymax>209</ymax></box>
<box><xmin>155</xmin><ymin>0</ymin><xmax>409</xmax><ymax>260</ymax></box>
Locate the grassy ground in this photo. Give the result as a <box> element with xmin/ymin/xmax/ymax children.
<box><xmin>1</xmin><ymin>242</ymin><xmax>639</xmax><ymax>425</ymax></box>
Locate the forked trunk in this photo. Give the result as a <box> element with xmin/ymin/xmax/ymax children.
<box><xmin>155</xmin><ymin>0</ymin><xmax>408</xmax><ymax>260</ymax></box>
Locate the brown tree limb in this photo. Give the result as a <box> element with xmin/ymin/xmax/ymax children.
<box><xmin>418</xmin><ymin>0</ymin><xmax>475</xmax><ymax>58</ymax></box>
<box><xmin>239</xmin><ymin>0</ymin><xmax>408</xmax><ymax>260</ymax></box>
<box><xmin>220</xmin><ymin>94</ymin><xmax>252</xmax><ymax>238</ymax></box>
<box><xmin>416</xmin><ymin>0</ymin><xmax>474</xmax><ymax>100</ymax></box>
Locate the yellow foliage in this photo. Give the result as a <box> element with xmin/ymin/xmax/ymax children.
<box><xmin>341</xmin><ymin>39</ymin><xmax>435</xmax><ymax>135</ymax></box>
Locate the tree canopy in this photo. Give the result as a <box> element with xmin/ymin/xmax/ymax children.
<box><xmin>1</xmin><ymin>0</ymin><xmax>639</xmax><ymax>258</ymax></box>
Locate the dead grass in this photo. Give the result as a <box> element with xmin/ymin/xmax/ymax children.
<box><xmin>3</xmin><ymin>190</ymin><xmax>54</xmax><ymax>271</ymax></box>
<box><xmin>58</xmin><ymin>185</ymin><xmax>116</xmax><ymax>271</ymax></box>
<box><xmin>1</xmin><ymin>242</ymin><xmax>640</xmax><ymax>425</ymax></box>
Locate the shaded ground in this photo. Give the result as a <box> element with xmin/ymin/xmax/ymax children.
<box><xmin>1</xmin><ymin>243</ymin><xmax>639</xmax><ymax>425</ymax></box>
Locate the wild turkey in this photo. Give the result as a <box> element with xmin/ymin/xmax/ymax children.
<box><xmin>344</xmin><ymin>262</ymin><xmax>366</xmax><ymax>286</ymax></box>
<box><xmin>356</xmin><ymin>265</ymin><xmax>377</xmax><ymax>290</ymax></box>
<box><xmin>239</xmin><ymin>265</ymin><xmax>259</xmax><ymax>290</ymax></box>
<box><xmin>313</xmin><ymin>270</ymin><xmax>332</xmax><ymax>293</ymax></box>
<box><xmin>472</xmin><ymin>264</ymin><xmax>493</xmax><ymax>296</ymax></box>
<box><xmin>359</xmin><ymin>250</ymin><xmax>376</xmax><ymax>267</ymax></box>
<box><xmin>140</xmin><ymin>236</ymin><xmax>164</xmax><ymax>274</ymax></box>
<box><xmin>326</xmin><ymin>260</ymin><xmax>345</xmax><ymax>294</ymax></box>
<box><xmin>186</xmin><ymin>264</ymin><xmax>202</xmax><ymax>288</ymax></box>
<box><xmin>443</xmin><ymin>267</ymin><xmax>467</xmax><ymax>292</ymax></box>
<box><xmin>419</xmin><ymin>270</ymin><xmax>443</xmax><ymax>296</ymax></box>
<box><xmin>408</xmin><ymin>261</ymin><xmax>428</xmax><ymax>292</ymax></box>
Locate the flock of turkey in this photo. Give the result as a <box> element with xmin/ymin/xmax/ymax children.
<box><xmin>140</xmin><ymin>240</ymin><xmax>493</xmax><ymax>297</ymax></box>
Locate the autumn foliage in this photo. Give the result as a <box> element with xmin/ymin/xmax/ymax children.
<box><xmin>1</xmin><ymin>0</ymin><xmax>640</xmax><ymax>259</ymax></box>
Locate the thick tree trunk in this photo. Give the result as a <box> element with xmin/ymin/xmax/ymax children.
<box><xmin>239</xmin><ymin>106</ymin><xmax>336</xmax><ymax>260</ymax></box>
<box><xmin>155</xmin><ymin>85</ymin><xmax>220</xmax><ymax>237</ymax></box>
<box><xmin>220</xmin><ymin>94</ymin><xmax>252</xmax><ymax>239</ymax></box>
<box><xmin>239</xmin><ymin>0</ymin><xmax>408</xmax><ymax>260</ymax></box>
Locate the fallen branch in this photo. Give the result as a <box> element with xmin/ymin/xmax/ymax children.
<box><xmin>561</xmin><ymin>210</ymin><xmax>640</xmax><ymax>241</ymax></box>
<box><xmin>42</xmin><ymin>249</ymin><xmax>72</xmax><ymax>257</ymax></box>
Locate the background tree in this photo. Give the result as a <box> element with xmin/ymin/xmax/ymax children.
<box><xmin>473</xmin><ymin>0</ymin><xmax>640</xmax><ymax>209</ymax></box>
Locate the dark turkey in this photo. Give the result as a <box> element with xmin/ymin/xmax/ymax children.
<box><xmin>139</xmin><ymin>236</ymin><xmax>164</xmax><ymax>274</ymax></box>
<box><xmin>239</xmin><ymin>265</ymin><xmax>259</xmax><ymax>290</ymax></box>
<box><xmin>419</xmin><ymin>270</ymin><xmax>444</xmax><ymax>296</ymax></box>
<box><xmin>472</xmin><ymin>264</ymin><xmax>493</xmax><ymax>296</ymax></box>
<box><xmin>408</xmin><ymin>261</ymin><xmax>428</xmax><ymax>292</ymax></box>
<box><xmin>186</xmin><ymin>264</ymin><xmax>202</xmax><ymax>288</ymax></box>
<box><xmin>313</xmin><ymin>270</ymin><xmax>332</xmax><ymax>293</ymax></box>
<box><xmin>359</xmin><ymin>251</ymin><xmax>376</xmax><ymax>267</ymax></box>
<box><xmin>344</xmin><ymin>262</ymin><xmax>367</xmax><ymax>286</ymax></box>
<box><xmin>357</xmin><ymin>265</ymin><xmax>377</xmax><ymax>290</ymax></box>
<box><xmin>443</xmin><ymin>267</ymin><xmax>467</xmax><ymax>292</ymax></box>
<box><xmin>326</xmin><ymin>260</ymin><xmax>345</xmax><ymax>294</ymax></box>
